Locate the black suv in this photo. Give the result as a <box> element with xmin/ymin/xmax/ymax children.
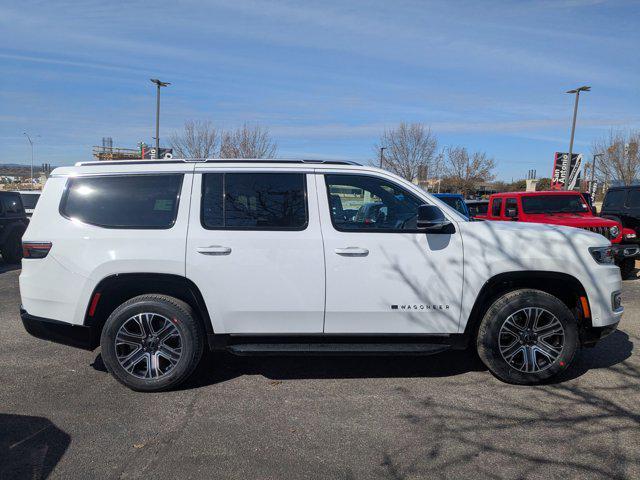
<box><xmin>601</xmin><ymin>185</ymin><xmax>640</xmax><ymax>278</ymax></box>
<box><xmin>0</xmin><ymin>191</ymin><xmax>28</xmax><ymax>264</ymax></box>
<box><xmin>601</xmin><ymin>186</ymin><xmax>640</xmax><ymax>242</ymax></box>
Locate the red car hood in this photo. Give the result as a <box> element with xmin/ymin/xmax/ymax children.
<box><xmin>525</xmin><ymin>213</ymin><xmax>617</xmax><ymax>228</ymax></box>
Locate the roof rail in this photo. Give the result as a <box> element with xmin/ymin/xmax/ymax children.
<box><xmin>75</xmin><ymin>158</ymin><xmax>362</xmax><ymax>167</ymax></box>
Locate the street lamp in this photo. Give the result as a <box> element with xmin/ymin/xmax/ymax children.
<box><xmin>150</xmin><ymin>78</ymin><xmax>170</xmax><ymax>158</ymax></box>
<box><xmin>23</xmin><ymin>132</ymin><xmax>40</xmax><ymax>184</ymax></box>
<box><xmin>565</xmin><ymin>85</ymin><xmax>590</xmax><ymax>190</ymax></box>
<box><xmin>379</xmin><ymin>147</ymin><xmax>386</xmax><ymax>168</ymax></box>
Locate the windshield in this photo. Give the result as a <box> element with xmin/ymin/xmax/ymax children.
<box><xmin>521</xmin><ymin>195</ymin><xmax>589</xmax><ymax>214</ymax></box>
<box><xmin>439</xmin><ymin>196</ymin><xmax>468</xmax><ymax>217</ymax></box>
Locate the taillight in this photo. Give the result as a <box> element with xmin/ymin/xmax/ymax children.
<box><xmin>22</xmin><ymin>242</ymin><xmax>52</xmax><ymax>259</ymax></box>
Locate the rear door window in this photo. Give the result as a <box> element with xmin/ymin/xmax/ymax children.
<box><xmin>491</xmin><ymin>198</ymin><xmax>502</xmax><ymax>217</ymax></box>
<box><xmin>505</xmin><ymin>198</ymin><xmax>518</xmax><ymax>216</ymax></box>
<box><xmin>60</xmin><ymin>174</ymin><xmax>183</xmax><ymax>228</ymax></box>
<box><xmin>201</xmin><ymin>172</ymin><xmax>307</xmax><ymax>230</ymax></box>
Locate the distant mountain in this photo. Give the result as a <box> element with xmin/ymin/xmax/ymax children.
<box><xmin>0</xmin><ymin>164</ymin><xmax>54</xmax><ymax>177</ymax></box>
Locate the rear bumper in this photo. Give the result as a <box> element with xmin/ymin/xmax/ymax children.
<box><xmin>20</xmin><ymin>308</ymin><xmax>98</xmax><ymax>351</ymax></box>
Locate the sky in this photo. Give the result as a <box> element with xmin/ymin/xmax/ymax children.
<box><xmin>1</xmin><ymin>0</ymin><xmax>639</xmax><ymax>180</ymax></box>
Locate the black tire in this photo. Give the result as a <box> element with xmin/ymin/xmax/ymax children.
<box><xmin>476</xmin><ymin>289</ymin><xmax>579</xmax><ymax>385</ymax></box>
<box><xmin>619</xmin><ymin>258</ymin><xmax>636</xmax><ymax>280</ymax></box>
<box><xmin>1</xmin><ymin>231</ymin><xmax>23</xmax><ymax>264</ymax></box>
<box><xmin>100</xmin><ymin>294</ymin><xmax>205</xmax><ymax>392</ymax></box>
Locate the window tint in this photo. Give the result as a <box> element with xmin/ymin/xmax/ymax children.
<box><xmin>491</xmin><ymin>198</ymin><xmax>502</xmax><ymax>216</ymax></box>
<box><xmin>521</xmin><ymin>194</ymin><xmax>588</xmax><ymax>214</ymax></box>
<box><xmin>505</xmin><ymin>198</ymin><xmax>518</xmax><ymax>214</ymax></box>
<box><xmin>61</xmin><ymin>175</ymin><xmax>183</xmax><ymax>228</ymax></box>
<box><xmin>1</xmin><ymin>194</ymin><xmax>23</xmax><ymax>214</ymax></box>
<box><xmin>603</xmin><ymin>190</ymin><xmax>625</xmax><ymax>210</ymax></box>
<box><xmin>325</xmin><ymin>174</ymin><xmax>423</xmax><ymax>232</ymax></box>
<box><xmin>20</xmin><ymin>193</ymin><xmax>40</xmax><ymax>209</ymax></box>
<box><xmin>625</xmin><ymin>189</ymin><xmax>640</xmax><ymax>208</ymax></box>
<box><xmin>202</xmin><ymin>173</ymin><xmax>307</xmax><ymax>230</ymax></box>
<box><xmin>468</xmin><ymin>202</ymin><xmax>488</xmax><ymax>216</ymax></box>
<box><xmin>440</xmin><ymin>197</ymin><xmax>468</xmax><ymax>217</ymax></box>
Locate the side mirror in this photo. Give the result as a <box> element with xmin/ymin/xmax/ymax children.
<box><xmin>417</xmin><ymin>204</ymin><xmax>452</xmax><ymax>233</ymax></box>
<box><xmin>505</xmin><ymin>207</ymin><xmax>518</xmax><ymax>219</ymax></box>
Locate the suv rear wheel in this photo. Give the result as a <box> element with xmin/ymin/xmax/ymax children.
<box><xmin>476</xmin><ymin>289</ymin><xmax>578</xmax><ymax>385</ymax></box>
<box><xmin>100</xmin><ymin>294</ymin><xmax>205</xmax><ymax>392</ymax></box>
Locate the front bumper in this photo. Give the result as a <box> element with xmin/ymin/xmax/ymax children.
<box><xmin>21</xmin><ymin>308</ymin><xmax>98</xmax><ymax>351</ymax></box>
<box><xmin>612</xmin><ymin>243</ymin><xmax>640</xmax><ymax>259</ymax></box>
<box><xmin>581</xmin><ymin>322</ymin><xmax>620</xmax><ymax>347</ymax></box>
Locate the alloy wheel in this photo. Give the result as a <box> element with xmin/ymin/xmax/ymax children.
<box><xmin>114</xmin><ymin>312</ymin><xmax>183</xmax><ymax>379</ymax></box>
<box><xmin>498</xmin><ymin>307</ymin><xmax>565</xmax><ymax>373</ymax></box>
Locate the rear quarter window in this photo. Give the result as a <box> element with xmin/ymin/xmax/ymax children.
<box><xmin>626</xmin><ymin>189</ymin><xmax>640</xmax><ymax>209</ymax></box>
<box><xmin>603</xmin><ymin>190</ymin><xmax>625</xmax><ymax>210</ymax></box>
<box><xmin>60</xmin><ymin>174</ymin><xmax>183</xmax><ymax>229</ymax></box>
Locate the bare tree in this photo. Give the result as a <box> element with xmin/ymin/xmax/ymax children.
<box><xmin>220</xmin><ymin>123</ymin><xmax>278</xmax><ymax>159</ymax></box>
<box><xmin>375</xmin><ymin>123</ymin><xmax>441</xmax><ymax>182</ymax></box>
<box><xmin>441</xmin><ymin>146</ymin><xmax>495</xmax><ymax>195</ymax></box>
<box><xmin>592</xmin><ymin>130</ymin><xmax>640</xmax><ymax>186</ymax></box>
<box><xmin>169</xmin><ymin>120</ymin><xmax>220</xmax><ymax>159</ymax></box>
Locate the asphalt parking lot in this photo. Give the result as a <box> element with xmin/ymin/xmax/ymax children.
<box><xmin>1</xmin><ymin>263</ymin><xmax>639</xmax><ymax>480</ymax></box>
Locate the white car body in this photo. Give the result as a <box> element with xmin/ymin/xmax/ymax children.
<box><xmin>20</xmin><ymin>160</ymin><xmax>622</xmax><ymax>340</ymax></box>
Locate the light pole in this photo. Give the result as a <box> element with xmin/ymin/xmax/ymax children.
<box><xmin>23</xmin><ymin>132</ymin><xmax>40</xmax><ymax>184</ymax></box>
<box><xmin>150</xmin><ymin>78</ymin><xmax>170</xmax><ymax>158</ymax></box>
<box><xmin>379</xmin><ymin>147</ymin><xmax>386</xmax><ymax>168</ymax></box>
<box><xmin>565</xmin><ymin>85</ymin><xmax>590</xmax><ymax>190</ymax></box>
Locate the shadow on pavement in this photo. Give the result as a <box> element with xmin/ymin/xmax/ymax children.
<box><xmin>91</xmin><ymin>329</ymin><xmax>634</xmax><ymax>390</ymax></box>
<box><xmin>0</xmin><ymin>414</ymin><xmax>70</xmax><ymax>480</ymax></box>
<box><xmin>92</xmin><ymin>348</ymin><xmax>487</xmax><ymax>389</ymax></box>
<box><xmin>0</xmin><ymin>261</ymin><xmax>20</xmax><ymax>274</ymax></box>
<box><xmin>555</xmin><ymin>330</ymin><xmax>634</xmax><ymax>383</ymax></box>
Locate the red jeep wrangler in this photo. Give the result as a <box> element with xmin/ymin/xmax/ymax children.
<box><xmin>478</xmin><ymin>190</ymin><xmax>639</xmax><ymax>278</ymax></box>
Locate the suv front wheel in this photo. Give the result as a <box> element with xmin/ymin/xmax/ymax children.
<box><xmin>100</xmin><ymin>295</ymin><xmax>205</xmax><ymax>392</ymax></box>
<box><xmin>477</xmin><ymin>289</ymin><xmax>578</xmax><ymax>385</ymax></box>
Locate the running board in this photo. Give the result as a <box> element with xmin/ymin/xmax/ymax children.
<box><xmin>226</xmin><ymin>343</ymin><xmax>451</xmax><ymax>356</ymax></box>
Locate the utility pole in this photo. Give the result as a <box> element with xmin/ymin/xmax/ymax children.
<box><xmin>23</xmin><ymin>132</ymin><xmax>40</xmax><ymax>184</ymax></box>
<box><xmin>150</xmin><ymin>79</ymin><xmax>170</xmax><ymax>158</ymax></box>
<box><xmin>565</xmin><ymin>85</ymin><xmax>590</xmax><ymax>190</ymax></box>
<box><xmin>379</xmin><ymin>147</ymin><xmax>386</xmax><ymax>168</ymax></box>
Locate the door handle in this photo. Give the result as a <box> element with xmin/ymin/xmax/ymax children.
<box><xmin>197</xmin><ymin>245</ymin><xmax>232</xmax><ymax>256</ymax></box>
<box><xmin>334</xmin><ymin>247</ymin><xmax>369</xmax><ymax>257</ymax></box>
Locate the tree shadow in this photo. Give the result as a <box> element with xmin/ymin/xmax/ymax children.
<box><xmin>377</xmin><ymin>357</ymin><xmax>640</xmax><ymax>480</ymax></box>
<box><xmin>554</xmin><ymin>330</ymin><xmax>634</xmax><ymax>383</ymax></box>
<box><xmin>0</xmin><ymin>414</ymin><xmax>70</xmax><ymax>480</ymax></box>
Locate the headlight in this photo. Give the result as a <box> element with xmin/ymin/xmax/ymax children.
<box><xmin>589</xmin><ymin>246</ymin><xmax>615</xmax><ymax>264</ymax></box>
<box><xmin>610</xmin><ymin>226</ymin><xmax>620</xmax><ymax>238</ymax></box>
<box><xmin>624</xmin><ymin>232</ymin><xmax>637</xmax><ymax>240</ymax></box>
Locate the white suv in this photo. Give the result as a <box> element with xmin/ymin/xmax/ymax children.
<box><xmin>20</xmin><ymin>159</ymin><xmax>623</xmax><ymax>391</ymax></box>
